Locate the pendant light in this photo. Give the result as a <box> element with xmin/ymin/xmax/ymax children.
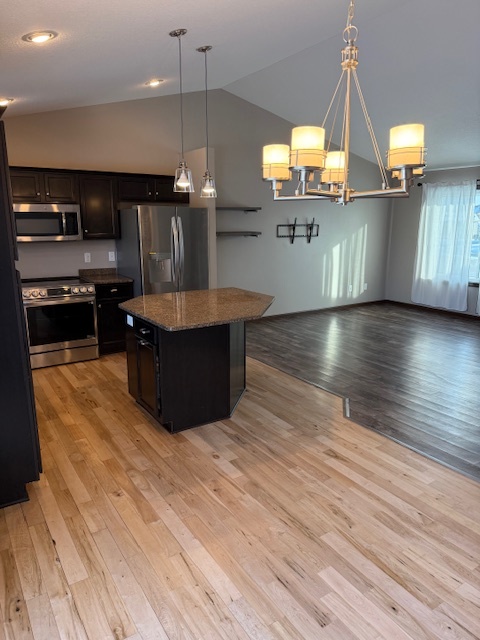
<box><xmin>170</xmin><ymin>29</ymin><xmax>194</xmax><ymax>193</ymax></box>
<box><xmin>197</xmin><ymin>45</ymin><xmax>217</xmax><ymax>198</ymax></box>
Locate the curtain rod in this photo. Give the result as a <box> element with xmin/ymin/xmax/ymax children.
<box><xmin>418</xmin><ymin>178</ymin><xmax>480</xmax><ymax>188</ymax></box>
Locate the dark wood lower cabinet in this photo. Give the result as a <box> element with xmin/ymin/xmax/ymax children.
<box><xmin>137</xmin><ymin>339</ymin><xmax>160</xmax><ymax>417</ymax></box>
<box><xmin>125</xmin><ymin>319</ymin><xmax>246</xmax><ymax>433</ymax></box>
<box><xmin>96</xmin><ymin>282</ymin><xmax>134</xmax><ymax>354</ymax></box>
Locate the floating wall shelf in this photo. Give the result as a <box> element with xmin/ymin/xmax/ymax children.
<box><xmin>216</xmin><ymin>231</ymin><xmax>262</xmax><ymax>238</ymax></box>
<box><xmin>216</xmin><ymin>206</ymin><xmax>261</xmax><ymax>213</ymax></box>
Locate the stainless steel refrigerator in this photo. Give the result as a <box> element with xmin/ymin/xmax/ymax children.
<box><xmin>116</xmin><ymin>205</ymin><xmax>209</xmax><ymax>297</ymax></box>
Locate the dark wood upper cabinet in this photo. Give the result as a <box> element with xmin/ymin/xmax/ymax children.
<box><xmin>10</xmin><ymin>170</ymin><xmax>43</xmax><ymax>202</ymax></box>
<box><xmin>10</xmin><ymin>169</ymin><xmax>78</xmax><ymax>203</ymax></box>
<box><xmin>154</xmin><ymin>176</ymin><xmax>189</xmax><ymax>204</ymax></box>
<box><xmin>117</xmin><ymin>174</ymin><xmax>189</xmax><ymax>205</ymax></box>
<box><xmin>44</xmin><ymin>172</ymin><xmax>79</xmax><ymax>203</ymax></box>
<box><xmin>117</xmin><ymin>175</ymin><xmax>155</xmax><ymax>202</ymax></box>
<box><xmin>79</xmin><ymin>174</ymin><xmax>118</xmax><ymax>239</ymax></box>
<box><xmin>9</xmin><ymin>167</ymin><xmax>188</xmax><ymax>241</ymax></box>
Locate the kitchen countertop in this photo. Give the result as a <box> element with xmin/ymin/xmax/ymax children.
<box><xmin>79</xmin><ymin>268</ymin><xmax>133</xmax><ymax>285</ymax></box>
<box><xmin>119</xmin><ymin>287</ymin><xmax>274</xmax><ymax>331</ymax></box>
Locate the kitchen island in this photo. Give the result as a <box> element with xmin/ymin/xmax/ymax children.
<box><xmin>119</xmin><ymin>287</ymin><xmax>274</xmax><ymax>432</ymax></box>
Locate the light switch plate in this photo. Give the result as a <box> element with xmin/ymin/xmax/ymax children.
<box><xmin>84</xmin><ymin>252</ymin><xmax>91</xmax><ymax>263</ymax></box>
<box><xmin>108</xmin><ymin>251</ymin><xmax>116</xmax><ymax>262</ymax></box>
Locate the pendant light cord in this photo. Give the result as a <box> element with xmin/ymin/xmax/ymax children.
<box><xmin>178</xmin><ymin>35</ymin><xmax>185</xmax><ymax>159</ymax></box>
<box><xmin>203</xmin><ymin>50</ymin><xmax>210</xmax><ymax>172</ymax></box>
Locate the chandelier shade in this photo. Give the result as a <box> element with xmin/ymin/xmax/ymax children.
<box><xmin>262</xmin><ymin>144</ymin><xmax>291</xmax><ymax>181</ymax></box>
<box><xmin>289</xmin><ymin>126</ymin><xmax>326</xmax><ymax>170</ymax></box>
<box><xmin>322</xmin><ymin>151</ymin><xmax>346</xmax><ymax>185</ymax></box>
<box><xmin>261</xmin><ymin>0</ymin><xmax>425</xmax><ymax>206</ymax></box>
<box><xmin>387</xmin><ymin>124</ymin><xmax>425</xmax><ymax>169</ymax></box>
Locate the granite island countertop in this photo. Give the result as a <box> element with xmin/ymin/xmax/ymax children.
<box><xmin>119</xmin><ymin>287</ymin><xmax>274</xmax><ymax>331</ymax></box>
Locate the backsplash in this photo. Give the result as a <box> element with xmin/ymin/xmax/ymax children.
<box><xmin>16</xmin><ymin>239</ymin><xmax>117</xmax><ymax>279</ymax></box>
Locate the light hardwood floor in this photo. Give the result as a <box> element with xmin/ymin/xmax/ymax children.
<box><xmin>1</xmin><ymin>353</ymin><xmax>480</xmax><ymax>639</ymax></box>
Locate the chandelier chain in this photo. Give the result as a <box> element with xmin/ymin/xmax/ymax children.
<box><xmin>346</xmin><ymin>0</ymin><xmax>355</xmax><ymax>28</ymax></box>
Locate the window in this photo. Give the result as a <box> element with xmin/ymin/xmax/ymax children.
<box><xmin>469</xmin><ymin>188</ymin><xmax>480</xmax><ymax>283</ymax></box>
<box><xmin>412</xmin><ymin>179</ymin><xmax>477</xmax><ymax>311</ymax></box>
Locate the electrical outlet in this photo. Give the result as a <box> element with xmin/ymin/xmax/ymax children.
<box><xmin>363</xmin><ymin>282</ymin><xmax>368</xmax><ymax>291</ymax></box>
<box><xmin>348</xmin><ymin>284</ymin><xmax>353</xmax><ymax>293</ymax></box>
<box><xmin>84</xmin><ymin>252</ymin><xmax>91</xmax><ymax>263</ymax></box>
<box><xmin>108</xmin><ymin>251</ymin><xmax>116</xmax><ymax>262</ymax></box>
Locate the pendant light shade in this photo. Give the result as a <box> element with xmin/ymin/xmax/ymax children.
<box><xmin>197</xmin><ymin>45</ymin><xmax>217</xmax><ymax>198</ymax></box>
<box><xmin>175</xmin><ymin>160</ymin><xmax>195</xmax><ymax>192</ymax></box>
<box><xmin>200</xmin><ymin>170</ymin><xmax>216</xmax><ymax>197</ymax></box>
<box><xmin>170</xmin><ymin>29</ymin><xmax>194</xmax><ymax>193</ymax></box>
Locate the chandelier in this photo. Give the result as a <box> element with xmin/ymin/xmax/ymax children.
<box><xmin>262</xmin><ymin>0</ymin><xmax>425</xmax><ymax>206</ymax></box>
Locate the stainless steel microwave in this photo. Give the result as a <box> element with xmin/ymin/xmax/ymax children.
<box><xmin>14</xmin><ymin>203</ymin><xmax>82</xmax><ymax>242</ymax></box>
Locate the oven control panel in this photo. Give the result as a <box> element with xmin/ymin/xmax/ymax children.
<box><xmin>22</xmin><ymin>284</ymin><xmax>95</xmax><ymax>299</ymax></box>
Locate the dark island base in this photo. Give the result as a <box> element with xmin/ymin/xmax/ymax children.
<box><xmin>126</xmin><ymin>321</ymin><xmax>246</xmax><ymax>433</ymax></box>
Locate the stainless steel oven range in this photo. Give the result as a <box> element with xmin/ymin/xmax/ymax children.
<box><xmin>22</xmin><ymin>278</ymin><xmax>99</xmax><ymax>369</ymax></box>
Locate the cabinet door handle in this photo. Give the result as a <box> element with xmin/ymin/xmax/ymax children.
<box><xmin>98</xmin><ymin>303</ymin><xmax>102</xmax><ymax>308</ymax></box>
<box><xmin>139</xmin><ymin>339</ymin><xmax>149</xmax><ymax>347</ymax></box>
<box><xmin>110</xmin><ymin>288</ymin><xmax>118</xmax><ymax>293</ymax></box>
<box><xmin>46</xmin><ymin>192</ymin><xmax>50</xmax><ymax>195</ymax></box>
<box><xmin>139</xmin><ymin>328</ymin><xmax>149</xmax><ymax>334</ymax></box>
<box><xmin>37</xmin><ymin>192</ymin><xmax>41</xmax><ymax>196</ymax></box>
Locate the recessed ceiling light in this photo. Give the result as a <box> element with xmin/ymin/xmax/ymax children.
<box><xmin>145</xmin><ymin>79</ymin><xmax>164</xmax><ymax>88</ymax></box>
<box><xmin>0</xmin><ymin>98</ymin><xmax>14</xmax><ymax>107</ymax></box>
<box><xmin>22</xmin><ymin>31</ymin><xmax>58</xmax><ymax>44</ymax></box>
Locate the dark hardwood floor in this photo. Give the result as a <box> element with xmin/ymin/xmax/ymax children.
<box><xmin>246</xmin><ymin>301</ymin><xmax>480</xmax><ymax>481</ymax></box>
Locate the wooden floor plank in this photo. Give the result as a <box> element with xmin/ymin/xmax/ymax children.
<box><xmin>246</xmin><ymin>302</ymin><xmax>480</xmax><ymax>480</ymax></box>
<box><xmin>26</xmin><ymin>593</ymin><xmax>61</xmax><ymax>640</ymax></box>
<box><xmin>1</xmin><ymin>354</ymin><xmax>479</xmax><ymax>639</ymax></box>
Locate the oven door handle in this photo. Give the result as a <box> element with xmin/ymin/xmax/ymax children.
<box><xmin>62</xmin><ymin>212</ymin><xmax>67</xmax><ymax>235</ymax></box>
<box><xmin>23</xmin><ymin>295</ymin><xmax>96</xmax><ymax>308</ymax></box>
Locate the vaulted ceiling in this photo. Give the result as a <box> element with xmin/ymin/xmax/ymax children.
<box><xmin>1</xmin><ymin>0</ymin><xmax>479</xmax><ymax>170</ymax></box>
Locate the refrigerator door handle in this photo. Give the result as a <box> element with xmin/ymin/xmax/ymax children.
<box><xmin>177</xmin><ymin>216</ymin><xmax>184</xmax><ymax>287</ymax></box>
<box><xmin>170</xmin><ymin>216</ymin><xmax>178</xmax><ymax>285</ymax></box>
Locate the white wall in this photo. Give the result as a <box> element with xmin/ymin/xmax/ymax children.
<box><xmin>386</xmin><ymin>166</ymin><xmax>479</xmax><ymax>316</ymax></box>
<box><xmin>16</xmin><ymin>240</ymin><xmax>116</xmax><ymax>280</ymax></box>
<box><xmin>5</xmin><ymin>89</ymin><xmax>391</xmax><ymax>314</ymax></box>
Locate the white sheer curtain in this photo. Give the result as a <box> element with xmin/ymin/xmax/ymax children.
<box><xmin>412</xmin><ymin>180</ymin><xmax>476</xmax><ymax>311</ymax></box>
